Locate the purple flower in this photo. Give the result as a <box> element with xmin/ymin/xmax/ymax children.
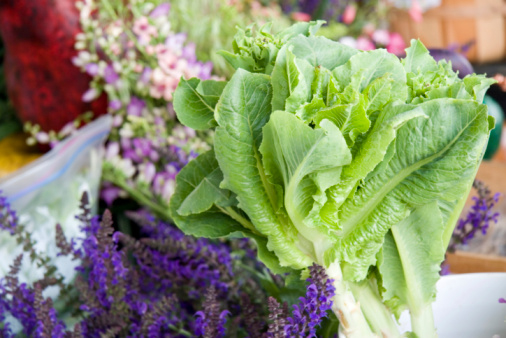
<box><xmin>194</xmin><ymin>286</ymin><xmax>229</xmax><ymax>338</ymax></box>
<box><xmin>165</xmin><ymin>33</ymin><xmax>187</xmax><ymax>51</ymax></box>
<box><xmin>127</xmin><ymin>96</ymin><xmax>146</xmax><ymax>116</ymax></box>
<box><xmin>104</xmin><ymin>64</ymin><xmax>120</xmax><ymax>84</ymax></box>
<box><xmin>85</xmin><ymin>63</ymin><xmax>100</xmax><ymax>76</ymax></box>
<box><xmin>499</xmin><ymin>298</ymin><xmax>506</xmax><ymax>303</ymax></box>
<box><xmin>100</xmin><ymin>183</ymin><xmax>122</xmax><ymax>206</ymax></box>
<box><xmin>0</xmin><ymin>192</ymin><xmax>18</xmax><ymax>235</ymax></box>
<box><xmin>198</xmin><ymin>61</ymin><xmax>213</xmax><ymax>80</ymax></box>
<box><xmin>284</xmin><ymin>263</ymin><xmax>335</xmax><ymax>337</ymax></box>
<box><xmin>297</xmin><ymin>0</ymin><xmax>320</xmax><ymax>16</ymax></box>
<box><xmin>182</xmin><ymin>43</ymin><xmax>197</xmax><ymax>63</ymax></box>
<box><xmin>449</xmin><ymin>180</ymin><xmax>500</xmax><ymax>252</ymax></box>
<box><xmin>150</xmin><ymin>3</ymin><xmax>171</xmax><ymax>18</ymax></box>
<box><xmin>108</xmin><ymin>99</ymin><xmax>122</xmax><ymax>111</ymax></box>
<box><xmin>140</xmin><ymin>67</ymin><xmax>152</xmax><ymax>84</ymax></box>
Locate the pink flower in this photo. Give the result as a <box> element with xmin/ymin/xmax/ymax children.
<box><xmin>149</xmin><ymin>68</ymin><xmax>179</xmax><ymax>101</ymax></box>
<box><xmin>409</xmin><ymin>0</ymin><xmax>423</xmax><ymax>23</ymax></box>
<box><xmin>342</xmin><ymin>5</ymin><xmax>356</xmax><ymax>25</ymax></box>
<box><xmin>356</xmin><ymin>36</ymin><xmax>375</xmax><ymax>51</ymax></box>
<box><xmin>372</xmin><ymin>29</ymin><xmax>390</xmax><ymax>46</ymax></box>
<box><xmin>291</xmin><ymin>12</ymin><xmax>311</xmax><ymax>22</ymax></box>
<box><xmin>133</xmin><ymin>16</ymin><xmax>158</xmax><ymax>45</ymax></box>
<box><xmin>387</xmin><ymin>32</ymin><xmax>406</xmax><ymax>56</ymax></box>
<box><xmin>133</xmin><ymin>64</ymin><xmax>143</xmax><ymax>73</ymax></box>
<box><xmin>362</xmin><ymin>23</ymin><xmax>375</xmax><ymax>36</ymax></box>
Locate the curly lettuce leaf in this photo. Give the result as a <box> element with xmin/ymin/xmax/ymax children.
<box><xmin>271</xmin><ymin>48</ymin><xmax>314</xmax><ymax>112</ymax></box>
<box><xmin>333</xmin><ymin>49</ymin><xmax>408</xmax><ymax>102</ymax></box>
<box><xmin>214</xmin><ymin>69</ymin><xmax>312</xmax><ymax>269</ymax></box>
<box><xmin>259</xmin><ymin>111</ymin><xmax>351</xmax><ymax>248</ymax></box>
<box><xmin>330</xmin><ymin>99</ymin><xmax>489</xmax><ymax>280</ymax></box>
<box><xmin>219</xmin><ymin>21</ymin><xmax>324</xmax><ymax>75</ymax></box>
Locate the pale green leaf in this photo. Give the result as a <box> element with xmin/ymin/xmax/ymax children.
<box><xmin>260</xmin><ymin>110</ymin><xmax>351</xmax><ymax>245</ymax></box>
<box><xmin>214</xmin><ymin>69</ymin><xmax>312</xmax><ymax>269</ymax></box>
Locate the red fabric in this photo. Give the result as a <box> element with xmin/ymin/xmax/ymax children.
<box><xmin>0</xmin><ymin>0</ymin><xmax>107</xmax><ymax>132</ymax></box>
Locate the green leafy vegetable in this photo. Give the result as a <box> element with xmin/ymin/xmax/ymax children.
<box><xmin>171</xmin><ymin>27</ymin><xmax>495</xmax><ymax>337</ymax></box>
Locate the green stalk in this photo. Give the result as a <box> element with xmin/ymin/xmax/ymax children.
<box><xmin>410</xmin><ymin>302</ymin><xmax>436</xmax><ymax>337</ymax></box>
<box><xmin>324</xmin><ymin>261</ymin><xmax>376</xmax><ymax>338</ymax></box>
<box><xmin>349</xmin><ymin>279</ymin><xmax>401</xmax><ymax>338</ymax></box>
<box><xmin>217</xmin><ymin>206</ymin><xmax>262</xmax><ymax>236</ymax></box>
<box><xmin>102</xmin><ymin>170</ymin><xmax>172</xmax><ymax>221</ymax></box>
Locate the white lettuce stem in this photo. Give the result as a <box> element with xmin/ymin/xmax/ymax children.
<box><xmin>349</xmin><ymin>280</ymin><xmax>401</xmax><ymax>338</ymax></box>
<box><xmin>325</xmin><ymin>261</ymin><xmax>376</xmax><ymax>338</ymax></box>
<box><xmin>410</xmin><ymin>302</ymin><xmax>436</xmax><ymax>337</ymax></box>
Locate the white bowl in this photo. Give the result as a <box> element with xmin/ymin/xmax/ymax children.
<box><xmin>399</xmin><ymin>273</ymin><xmax>506</xmax><ymax>337</ymax></box>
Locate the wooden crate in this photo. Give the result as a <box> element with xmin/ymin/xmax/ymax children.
<box><xmin>446</xmin><ymin>251</ymin><xmax>506</xmax><ymax>273</ymax></box>
<box><xmin>389</xmin><ymin>0</ymin><xmax>505</xmax><ymax>63</ymax></box>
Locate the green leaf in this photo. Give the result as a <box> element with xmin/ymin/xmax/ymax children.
<box><xmin>286</xmin><ymin>35</ymin><xmax>358</xmax><ymax>71</ymax></box>
<box><xmin>331</xmin><ymin>99</ymin><xmax>490</xmax><ymax>281</ymax></box>
<box><xmin>313</xmin><ymin>95</ymin><xmax>370</xmax><ymax>147</ymax></box>
<box><xmin>218</xmin><ymin>50</ymin><xmax>258</xmax><ymax>73</ymax></box>
<box><xmin>463</xmin><ymin>74</ymin><xmax>497</xmax><ymax>103</ymax></box>
<box><xmin>321</xmin><ymin>105</ymin><xmax>426</xmax><ymax>222</ymax></box>
<box><xmin>176</xmin><ymin>150</ymin><xmax>236</xmax><ymax>216</ymax></box>
<box><xmin>260</xmin><ymin>111</ymin><xmax>351</xmax><ymax>245</ymax></box>
<box><xmin>295</xmin><ymin>96</ymin><xmax>326</xmax><ymax>123</ymax></box>
<box><xmin>169</xmin><ymin>150</ymin><xmax>245</xmax><ymax>238</ymax></box>
<box><xmin>271</xmin><ymin>48</ymin><xmax>313</xmax><ymax>112</ymax></box>
<box><xmin>363</xmin><ymin>76</ymin><xmax>393</xmax><ymax>113</ymax></box>
<box><xmin>333</xmin><ymin>49</ymin><xmax>408</xmax><ymax>102</ymax></box>
<box><xmin>403</xmin><ymin>39</ymin><xmax>438</xmax><ymax>74</ymax></box>
<box><xmin>246</xmin><ymin>232</ymin><xmax>294</xmax><ymax>274</ymax></box>
<box><xmin>377</xmin><ymin>202</ymin><xmax>445</xmax><ymax>320</ymax></box>
<box><xmin>214</xmin><ymin>69</ymin><xmax>312</xmax><ymax>269</ymax></box>
<box><xmin>412</xmin><ymin>82</ymin><xmax>472</xmax><ymax>103</ymax></box>
<box><xmin>277</xmin><ymin>20</ymin><xmax>325</xmax><ymax>41</ymax></box>
<box><xmin>173</xmin><ymin>78</ymin><xmax>226</xmax><ymax>130</ymax></box>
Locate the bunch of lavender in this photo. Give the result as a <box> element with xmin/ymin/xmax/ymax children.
<box><xmin>193</xmin><ymin>264</ymin><xmax>336</xmax><ymax>338</ymax></box>
<box><xmin>0</xmin><ymin>191</ymin><xmax>337</xmax><ymax>337</ymax></box>
<box><xmin>448</xmin><ymin>179</ymin><xmax>501</xmax><ymax>253</ymax></box>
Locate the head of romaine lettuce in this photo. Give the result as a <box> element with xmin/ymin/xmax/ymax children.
<box><xmin>170</xmin><ymin>22</ymin><xmax>495</xmax><ymax>338</ymax></box>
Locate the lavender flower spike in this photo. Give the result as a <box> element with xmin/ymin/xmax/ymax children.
<box><xmin>194</xmin><ymin>286</ymin><xmax>229</xmax><ymax>338</ymax></box>
<box><xmin>449</xmin><ymin>179</ymin><xmax>501</xmax><ymax>252</ymax></box>
<box><xmin>0</xmin><ymin>191</ymin><xmax>18</xmax><ymax>234</ymax></box>
<box><xmin>284</xmin><ymin>263</ymin><xmax>336</xmax><ymax>338</ymax></box>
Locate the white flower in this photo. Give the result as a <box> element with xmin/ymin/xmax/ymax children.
<box><xmin>339</xmin><ymin>36</ymin><xmax>357</xmax><ymax>49</ymax></box>
<box><xmin>71</xmin><ymin>51</ymin><xmax>91</xmax><ymax>67</ymax></box>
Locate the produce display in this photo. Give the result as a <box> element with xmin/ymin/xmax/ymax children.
<box><xmin>0</xmin><ymin>1</ymin><xmax>503</xmax><ymax>337</ymax></box>
<box><xmin>171</xmin><ymin>22</ymin><xmax>495</xmax><ymax>336</ymax></box>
